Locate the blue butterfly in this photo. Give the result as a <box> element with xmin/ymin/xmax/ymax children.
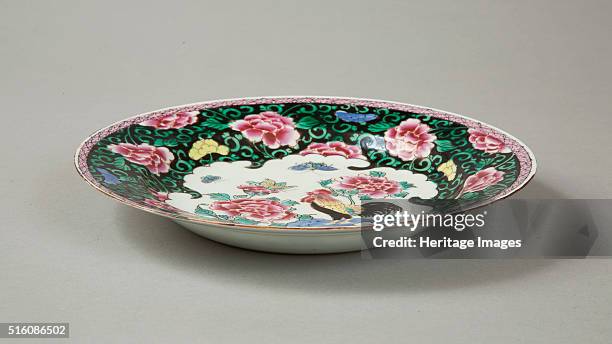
<box><xmin>96</xmin><ymin>168</ymin><xmax>120</xmax><ymax>185</ymax></box>
<box><xmin>290</xmin><ymin>162</ymin><xmax>338</xmax><ymax>171</ymax></box>
<box><xmin>335</xmin><ymin>110</ymin><xmax>378</xmax><ymax>123</ymax></box>
<box><xmin>201</xmin><ymin>175</ymin><xmax>221</xmax><ymax>183</ymax></box>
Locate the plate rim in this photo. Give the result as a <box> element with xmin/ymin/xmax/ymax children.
<box><xmin>75</xmin><ymin>95</ymin><xmax>537</xmax><ymax>233</ymax></box>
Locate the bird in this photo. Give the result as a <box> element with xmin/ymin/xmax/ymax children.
<box><xmin>300</xmin><ymin>189</ymin><xmax>361</xmax><ymax>221</ymax></box>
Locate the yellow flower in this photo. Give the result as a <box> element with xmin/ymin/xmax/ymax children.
<box><xmin>437</xmin><ymin>159</ymin><xmax>457</xmax><ymax>181</ymax></box>
<box><xmin>189</xmin><ymin>139</ymin><xmax>229</xmax><ymax>160</ymax></box>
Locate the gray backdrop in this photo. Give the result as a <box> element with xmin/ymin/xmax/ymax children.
<box><xmin>1</xmin><ymin>0</ymin><xmax>611</xmax><ymax>343</ymax></box>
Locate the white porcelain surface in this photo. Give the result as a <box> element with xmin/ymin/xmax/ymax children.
<box><xmin>175</xmin><ymin>220</ymin><xmax>364</xmax><ymax>254</ymax></box>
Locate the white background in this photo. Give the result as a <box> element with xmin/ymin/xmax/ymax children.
<box><xmin>1</xmin><ymin>1</ymin><xmax>611</xmax><ymax>342</ymax></box>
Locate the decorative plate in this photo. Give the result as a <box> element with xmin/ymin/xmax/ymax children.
<box><xmin>75</xmin><ymin>96</ymin><xmax>536</xmax><ymax>253</ymax></box>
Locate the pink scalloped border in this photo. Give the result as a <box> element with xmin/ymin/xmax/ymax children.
<box><xmin>75</xmin><ymin>96</ymin><xmax>536</xmax><ymax>229</ymax></box>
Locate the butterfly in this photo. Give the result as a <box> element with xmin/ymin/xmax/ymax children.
<box><xmin>290</xmin><ymin>162</ymin><xmax>338</xmax><ymax>171</ymax></box>
<box><xmin>437</xmin><ymin>159</ymin><xmax>457</xmax><ymax>181</ymax></box>
<box><xmin>258</xmin><ymin>179</ymin><xmax>295</xmax><ymax>191</ymax></box>
<box><xmin>201</xmin><ymin>175</ymin><xmax>221</xmax><ymax>183</ymax></box>
<box><xmin>335</xmin><ymin>110</ymin><xmax>378</xmax><ymax>123</ymax></box>
<box><xmin>96</xmin><ymin>168</ymin><xmax>121</xmax><ymax>185</ymax></box>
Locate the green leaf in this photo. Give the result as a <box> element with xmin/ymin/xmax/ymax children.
<box><xmin>112</xmin><ymin>157</ymin><xmax>130</xmax><ymax>171</ymax></box>
<box><xmin>195</xmin><ymin>206</ymin><xmax>216</xmax><ymax>217</ymax></box>
<box><xmin>208</xmin><ymin>193</ymin><xmax>231</xmax><ymax>201</ymax></box>
<box><xmin>319</xmin><ymin>179</ymin><xmax>333</xmax><ymax>187</ymax></box>
<box><xmin>201</xmin><ymin>119</ymin><xmax>229</xmax><ymax>130</ymax></box>
<box><xmin>368</xmin><ymin>122</ymin><xmax>395</xmax><ymax>133</ymax></box>
<box><xmin>461</xmin><ymin>192</ymin><xmax>479</xmax><ymax>200</ymax></box>
<box><xmin>164</xmin><ymin>138</ymin><xmax>178</xmax><ymax>147</ymax></box>
<box><xmin>435</xmin><ymin>140</ymin><xmax>455</xmax><ymax>152</ymax></box>
<box><xmin>400</xmin><ymin>181</ymin><xmax>414</xmax><ymax>189</ymax></box>
<box><xmin>359</xmin><ymin>195</ymin><xmax>373</xmax><ymax>200</ymax></box>
<box><xmin>281</xmin><ymin>200</ymin><xmax>299</xmax><ymax>206</ymax></box>
<box><xmin>296</xmin><ymin>116</ymin><xmax>320</xmax><ymax>129</ymax></box>
<box><xmin>234</xmin><ymin>217</ymin><xmax>259</xmax><ymax>225</ymax></box>
<box><xmin>369</xmin><ymin>171</ymin><xmax>386</xmax><ymax>177</ymax></box>
<box><xmin>392</xmin><ymin>192</ymin><xmax>409</xmax><ymax>198</ymax></box>
<box><xmin>298</xmin><ymin>214</ymin><xmax>314</xmax><ymax>220</ymax></box>
<box><xmin>267</xmin><ymin>197</ymin><xmax>281</xmax><ymax>202</ymax></box>
<box><xmin>154</xmin><ymin>138</ymin><xmax>179</xmax><ymax>147</ymax></box>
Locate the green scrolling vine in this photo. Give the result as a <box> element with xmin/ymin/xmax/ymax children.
<box><xmin>87</xmin><ymin>102</ymin><xmax>519</xmax><ymax>212</ymax></box>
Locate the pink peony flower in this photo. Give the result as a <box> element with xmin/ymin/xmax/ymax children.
<box><xmin>300</xmin><ymin>142</ymin><xmax>366</xmax><ymax>159</ymax></box>
<box><xmin>143</xmin><ymin>190</ymin><xmax>175</xmax><ymax>210</ymax></box>
<box><xmin>210</xmin><ymin>198</ymin><xmax>296</xmax><ymax>223</ymax></box>
<box><xmin>107</xmin><ymin>143</ymin><xmax>174</xmax><ymax>175</ymax></box>
<box><xmin>140</xmin><ymin>111</ymin><xmax>199</xmax><ymax>129</ymax></box>
<box><xmin>460</xmin><ymin>167</ymin><xmax>505</xmax><ymax>195</ymax></box>
<box><xmin>150</xmin><ymin>190</ymin><xmax>169</xmax><ymax>201</ymax></box>
<box><xmin>230</xmin><ymin>111</ymin><xmax>300</xmax><ymax>149</ymax></box>
<box><xmin>335</xmin><ymin>175</ymin><xmax>401</xmax><ymax>198</ymax></box>
<box><xmin>238</xmin><ymin>184</ymin><xmax>275</xmax><ymax>195</ymax></box>
<box><xmin>384</xmin><ymin>119</ymin><xmax>437</xmax><ymax>161</ymax></box>
<box><xmin>468</xmin><ymin>129</ymin><xmax>511</xmax><ymax>154</ymax></box>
